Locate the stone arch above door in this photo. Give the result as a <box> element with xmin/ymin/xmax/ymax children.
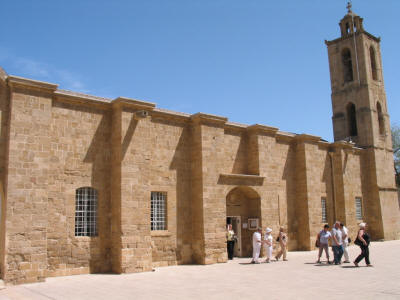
<box><xmin>226</xmin><ymin>186</ymin><xmax>261</xmax><ymax>257</ymax></box>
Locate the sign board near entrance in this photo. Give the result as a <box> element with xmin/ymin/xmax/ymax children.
<box><xmin>248</xmin><ymin>218</ymin><xmax>259</xmax><ymax>230</ymax></box>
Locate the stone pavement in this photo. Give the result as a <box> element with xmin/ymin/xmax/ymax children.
<box><xmin>0</xmin><ymin>240</ymin><xmax>399</xmax><ymax>300</ymax></box>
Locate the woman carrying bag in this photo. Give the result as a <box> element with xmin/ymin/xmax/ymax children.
<box><xmin>354</xmin><ymin>223</ymin><xmax>373</xmax><ymax>267</ymax></box>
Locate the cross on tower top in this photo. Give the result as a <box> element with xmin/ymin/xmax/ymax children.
<box><xmin>346</xmin><ymin>1</ymin><xmax>353</xmax><ymax>14</ymax></box>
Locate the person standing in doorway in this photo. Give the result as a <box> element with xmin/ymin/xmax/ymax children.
<box><xmin>263</xmin><ymin>227</ymin><xmax>273</xmax><ymax>263</ymax></box>
<box><xmin>331</xmin><ymin>221</ymin><xmax>344</xmax><ymax>265</ymax></box>
<box><xmin>275</xmin><ymin>227</ymin><xmax>288</xmax><ymax>261</ymax></box>
<box><xmin>226</xmin><ymin>224</ymin><xmax>236</xmax><ymax>260</ymax></box>
<box><xmin>251</xmin><ymin>227</ymin><xmax>262</xmax><ymax>264</ymax></box>
<box><xmin>340</xmin><ymin>223</ymin><xmax>350</xmax><ymax>263</ymax></box>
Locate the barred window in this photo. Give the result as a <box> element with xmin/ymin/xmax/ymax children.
<box><xmin>151</xmin><ymin>192</ymin><xmax>167</xmax><ymax>230</ymax></box>
<box><xmin>75</xmin><ymin>187</ymin><xmax>98</xmax><ymax>236</ymax></box>
<box><xmin>321</xmin><ymin>197</ymin><xmax>327</xmax><ymax>223</ymax></box>
<box><xmin>355</xmin><ymin>197</ymin><xmax>363</xmax><ymax>220</ymax></box>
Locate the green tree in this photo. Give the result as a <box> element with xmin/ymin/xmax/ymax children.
<box><xmin>392</xmin><ymin>123</ymin><xmax>400</xmax><ymax>186</ymax></box>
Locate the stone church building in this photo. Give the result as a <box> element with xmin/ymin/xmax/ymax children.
<box><xmin>0</xmin><ymin>7</ymin><xmax>399</xmax><ymax>284</ymax></box>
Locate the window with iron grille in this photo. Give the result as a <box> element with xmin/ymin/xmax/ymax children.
<box><xmin>321</xmin><ymin>197</ymin><xmax>327</xmax><ymax>223</ymax></box>
<box><xmin>75</xmin><ymin>187</ymin><xmax>98</xmax><ymax>237</ymax></box>
<box><xmin>151</xmin><ymin>192</ymin><xmax>167</xmax><ymax>230</ymax></box>
<box><xmin>355</xmin><ymin>197</ymin><xmax>363</xmax><ymax>220</ymax></box>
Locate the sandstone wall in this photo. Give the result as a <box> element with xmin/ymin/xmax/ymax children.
<box><xmin>303</xmin><ymin>142</ymin><xmax>331</xmax><ymax>249</ymax></box>
<box><xmin>340</xmin><ymin>148</ymin><xmax>363</xmax><ymax>236</ymax></box>
<box><xmin>4</xmin><ymin>84</ymin><xmax>54</xmax><ymax>284</ymax></box>
<box><xmin>1</xmin><ymin>72</ymin><xmax>398</xmax><ymax>285</ymax></box>
<box><xmin>149</xmin><ymin>113</ymin><xmax>192</xmax><ymax>267</ymax></box>
<box><xmin>118</xmin><ymin>108</ymin><xmax>153</xmax><ymax>273</ymax></box>
<box><xmin>222</xmin><ymin>127</ymin><xmax>248</xmax><ymax>175</ymax></box>
<box><xmin>0</xmin><ymin>72</ymin><xmax>9</xmax><ymax>183</ymax></box>
<box><xmin>197</xmin><ymin>119</ymin><xmax>228</xmax><ymax>264</ymax></box>
<box><xmin>3</xmin><ymin>81</ymin><xmax>113</xmax><ymax>284</ymax></box>
<box><xmin>0</xmin><ymin>69</ymin><xmax>9</xmax><ymax>278</ymax></box>
<box><xmin>258</xmin><ymin>132</ymin><xmax>294</xmax><ymax>248</ymax></box>
<box><xmin>45</xmin><ymin>99</ymin><xmax>111</xmax><ymax>277</ymax></box>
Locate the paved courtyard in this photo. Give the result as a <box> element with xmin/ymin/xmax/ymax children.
<box><xmin>0</xmin><ymin>240</ymin><xmax>399</xmax><ymax>300</ymax></box>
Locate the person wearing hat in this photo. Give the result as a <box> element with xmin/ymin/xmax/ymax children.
<box><xmin>251</xmin><ymin>227</ymin><xmax>262</xmax><ymax>264</ymax></box>
<box><xmin>263</xmin><ymin>227</ymin><xmax>273</xmax><ymax>263</ymax></box>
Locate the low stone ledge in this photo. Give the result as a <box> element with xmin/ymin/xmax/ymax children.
<box><xmin>151</xmin><ymin>231</ymin><xmax>172</xmax><ymax>237</ymax></box>
<box><xmin>378</xmin><ymin>187</ymin><xmax>398</xmax><ymax>192</ymax></box>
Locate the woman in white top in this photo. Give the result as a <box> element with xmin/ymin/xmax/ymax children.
<box><xmin>263</xmin><ymin>227</ymin><xmax>273</xmax><ymax>263</ymax></box>
<box><xmin>316</xmin><ymin>224</ymin><xmax>332</xmax><ymax>264</ymax></box>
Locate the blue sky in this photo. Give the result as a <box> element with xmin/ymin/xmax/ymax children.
<box><xmin>1</xmin><ymin>0</ymin><xmax>399</xmax><ymax>141</ymax></box>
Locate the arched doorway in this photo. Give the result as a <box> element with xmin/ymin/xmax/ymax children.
<box><xmin>226</xmin><ymin>186</ymin><xmax>261</xmax><ymax>258</ymax></box>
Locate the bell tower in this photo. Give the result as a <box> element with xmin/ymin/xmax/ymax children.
<box><xmin>326</xmin><ymin>3</ymin><xmax>400</xmax><ymax>240</ymax></box>
<box><xmin>326</xmin><ymin>2</ymin><xmax>391</xmax><ymax>149</ymax></box>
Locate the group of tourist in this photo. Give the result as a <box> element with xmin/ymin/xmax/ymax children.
<box><xmin>249</xmin><ymin>227</ymin><xmax>288</xmax><ymax>264</ymax></box>
<box><xmin>316</xmin><ymin>221</ymin><xmax>372</xmax><ymax>267</ymax></box>
<box><xmin>227</xmin><ymin>221</ymin><xmax>372</xmax><ymax>267</ymax></box>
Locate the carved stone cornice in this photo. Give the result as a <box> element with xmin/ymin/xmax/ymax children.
<box><xmin>295</xmin><ymin>134</ymin><xmax>321</xmax><ymax>144</ymax></box>
<box><xmin>191</xmin><ymin>112</ymin><xmax>227</xmax><ymax>126</ymax></box>
<box><xmin>7</xmin><ymin>75</ymin><xmax>58</xmax><ymax>92</ymax></box>
<box><xmin>54</xmin><ymin>89</ymin><xmax>111</xmax><ymax>109</ymax></box>
<box><xmin>112</xmin><ymin>97</ymin><xmax>156</xmax><ymax>110</ymax></box>
<box><xmin>247</xmin><ymin>124</ymin><xmax>278</xmax><ymax>136</ymax></box>
<box><xmin>0</xmin><ymin>66</ymin><xmax>7</xmax><ymax>82</ymax></box>
<box><xmin>218</xmin><ymin>173</ymin><xmax>264</xmax><ymax>186</ymax></box>
<box><xmin>325</xmin><ymin>31</ymin><xmax>380</xmax><ymax>46</ymax></box>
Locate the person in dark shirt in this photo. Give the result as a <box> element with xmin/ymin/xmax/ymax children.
<box><xmin>354</xmin><ymin>223</ymin><xmax>373</xmax><ymax>267</ymax></box>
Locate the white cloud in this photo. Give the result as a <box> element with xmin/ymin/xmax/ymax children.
<box><xmin>0</xmin><ymin>49</ymin><xmax>88</xmax><ymax>93</ymax></box>
<box><xmin>55</xmin><ymin>69</ymin><xmax>86</xmax><ymax>92</ymax></box>
<box><xmin>14</xmin><ymin>57</ymin><xmax>50</xmax><ymax>78</ymax></box>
